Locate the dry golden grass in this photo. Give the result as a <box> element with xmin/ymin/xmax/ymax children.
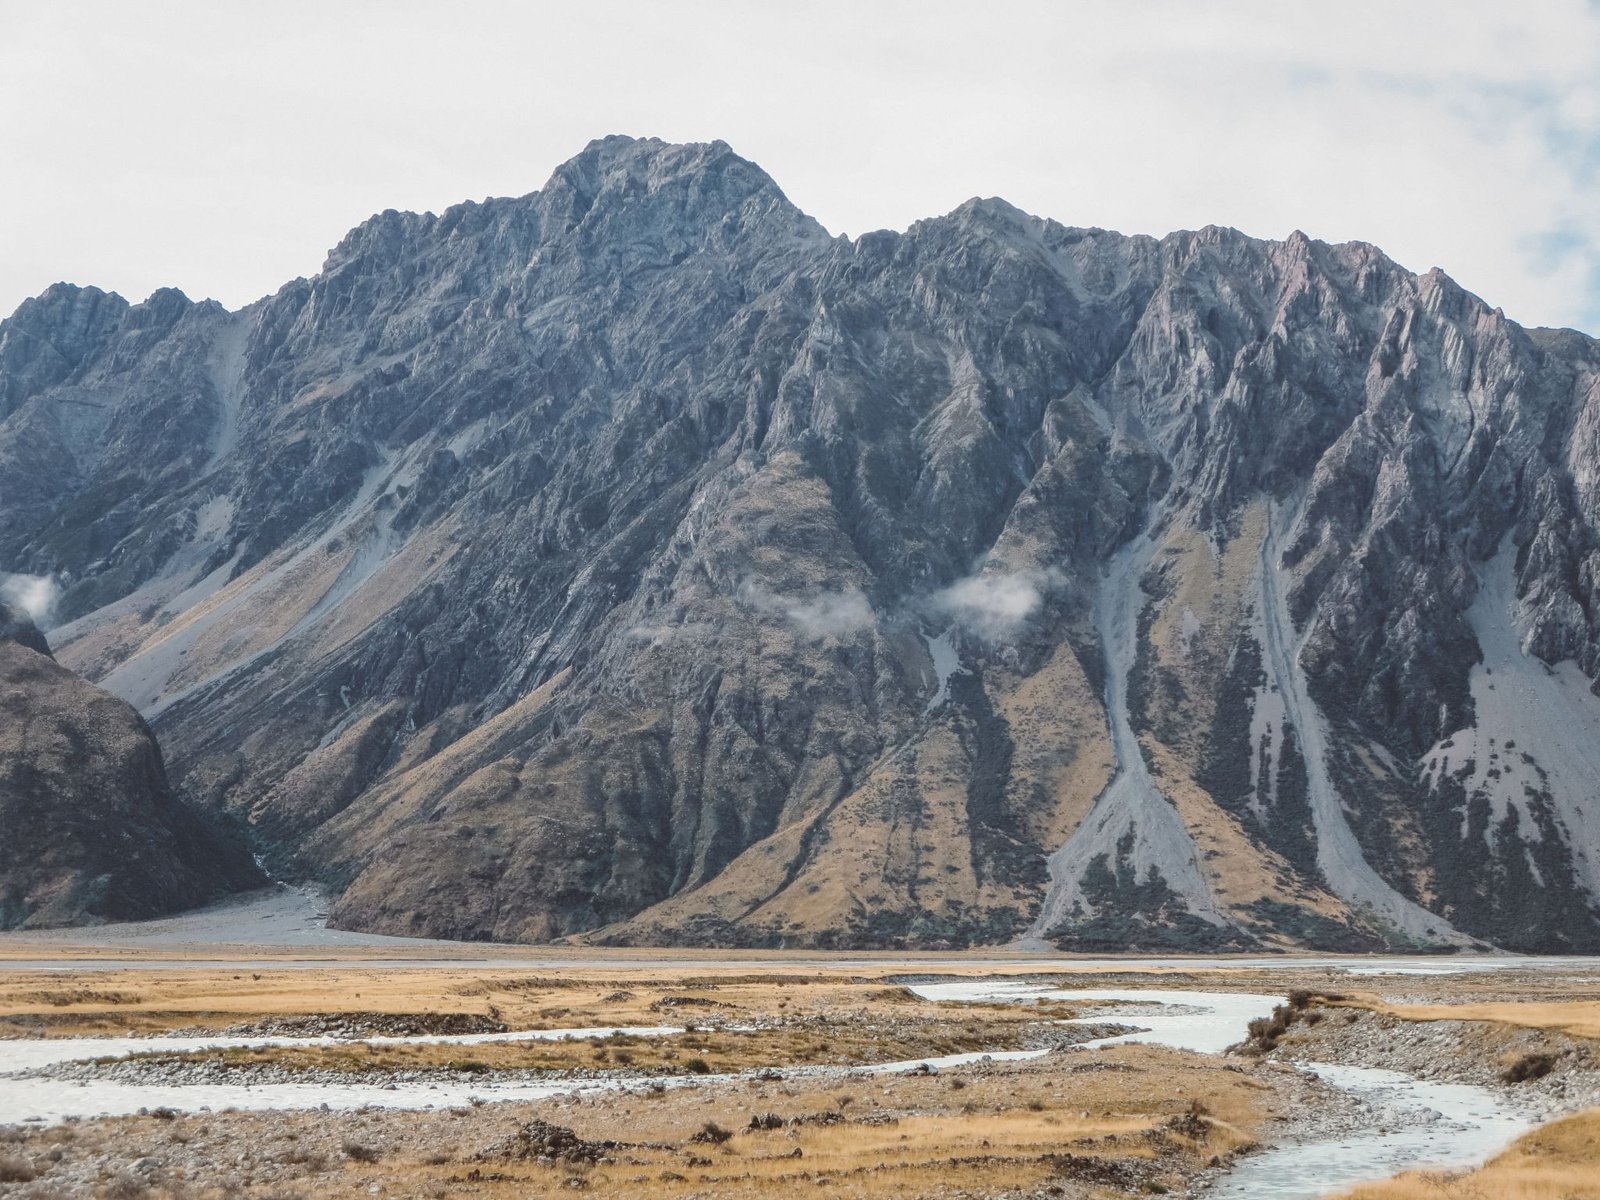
<box><xmin>0</xmin><ymin>965</ymin><xmax>1098</xmax><ymax>1039</ymax></box>
<box><xmin>1</xmin><ymin>1042</ymin><xmax>1274</xmax><ymax>1199</ymax></box>
<box><xmin>1364</xmin><ymin>999</ymin><xmax>1600</xmax><ymax>1041</ymax></box>
<box><xmin>1335</xmin><ymin>1107</ymin><xmax>1600</xmax><ymax>1199</ymax></box>
<box><xmin>0</xmin><ymin>963</ymin><xmax>1307</xmax><ymax>1198</ymax></box>
<box><xmin>115</xmin><ymin>1015</ymin><xmax>1043</xmax><ymax>1075</ymax></box>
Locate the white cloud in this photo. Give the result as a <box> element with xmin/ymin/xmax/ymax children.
<box><xmin>0</xmin><ymin>2</ymin><xmax>1595</xmax><ymax>331</ymax></box>
<box><xmin>1</xmin><ymin>573</ymin><xmax>60</xmax><ymax>628</ymax></box>
<box><xmin>741</xmin><ymin>582</ymin><xmax>876</xmax><ymax>640</ymax></box>
<box><xmin>623</xmin><ymin>620</ymin><xmax>716</xmax><ymax>646</ymax></box>
<box><xmin>931</xmin><ymin>568</ymin><xmax>1059</xmax><ymax>640</ymax></box>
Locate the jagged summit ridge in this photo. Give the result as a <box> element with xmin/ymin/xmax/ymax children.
<box><xmin>4</xmin><ymin>137</ymin><xmax>1600</xmax><ymax>950</ymax></box>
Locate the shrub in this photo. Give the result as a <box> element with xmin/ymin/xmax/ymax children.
<box><xmin>0</xmin><ymin>1158</ymin><xmax>37</xmax><ymax>1183</ymax></box>
<box><xmin>1501</xmin><ymin>1052</ymin><xmax>1558</xmax><ymax>1084</ymax></box>
<box><xmin>342</xmin><ymin>1141</ymin><xmax>381</xmax><ymax>1163</ymax></box>
<box><xmin>691</xmin><ymin>1122</ymin><xmax>733</xmax><ymax>1145</ymax></box>
<box><xmin>98</xmin><ymin>1176</ymin><xmax>149</xmax><ymax>1200</ymax></box>
<box><xmin>683</xmin><ymin>1057</ymin><xmax>711</xmax><ymax>1075</ymax></box>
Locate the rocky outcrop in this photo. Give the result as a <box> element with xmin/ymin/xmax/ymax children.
<box><xmin>3</xmin><ymin>136</ymin><xmax>1599</xmax><ymax>949</ymax></box>
<box><xmin>0</xmin><ymin>604</ymin><xmax>261</xmax><ymax>928</ymax></box>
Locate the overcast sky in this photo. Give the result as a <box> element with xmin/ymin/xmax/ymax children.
<box><xmin>4</xmin><ymin>1</ymin><xmax>1597</xmax><ymax>333</ymax></box>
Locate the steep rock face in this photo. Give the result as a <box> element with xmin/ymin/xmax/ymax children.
<box><xmin>4</xmin><ymin>136</ymin><xmax>1600</xmax><ymax>949</ymax></box>
<box><xmin>0</xmin><ymin>604</ymin><xmax>262</xmax><ymax>929</ymax></box>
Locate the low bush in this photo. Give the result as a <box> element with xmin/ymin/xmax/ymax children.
<box><xmin>0</xmin><ymin>1158</ymin><xmax>37</xmax><ymax>1184</ymax></box>
<box><xmin>1501</xmin><ymin>1052</ymin><xmax>1559</xmax><ymax>1084</ymax></box>
<box><xmin>98</xmin><ymin>1176</ymin><xmax>149</xmax><ymax>1200</ymax></box>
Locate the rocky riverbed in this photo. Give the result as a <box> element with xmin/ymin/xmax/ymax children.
<box><xmin>1254</xmin><ymin>996</ymin><xmax>1600</xmax><ymax>1113</ymax></box>
<box><xmin>0</xmin><ymin>1044</ymin><xmax>1337</xmax><ymax>1199</ymax></box>
<box><xmin>4</xmin><ymin>960</ymin><xmax>1600</xmax><ymax>1198</ymax></box>
<box><xmin>17</xmin><ymin>1018</ymin><xmax>1133</xmax><ymax>1095</ymax></box>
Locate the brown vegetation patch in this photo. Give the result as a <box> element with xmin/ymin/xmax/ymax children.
<box><xmin>1335</xmin><ymin>1106</ymin><xmax>1600</xmax><ymax>1199</ymax></box>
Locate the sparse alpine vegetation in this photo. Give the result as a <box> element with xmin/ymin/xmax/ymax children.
<box><xmin>6</xmin><ymin>135</ymin><xmax>1600</xmax><ymax>950</ymax></box>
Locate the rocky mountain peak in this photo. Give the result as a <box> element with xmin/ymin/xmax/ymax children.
<box><xmin>0</xmin><ymin>283</ymin><xmax>129</xmax><ymax>417</ymax></box>
<box><xmin>5</xmin><ymin>138</ymin><xmax>1600</xmax><ymax>951</ymax></box>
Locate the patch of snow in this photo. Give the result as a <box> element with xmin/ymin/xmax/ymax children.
<box><xmin>1258</xmin><ymin>502</ymin><xmax>1466</xmax><ymax>945</ymax></box>
<box><xmin>922</xmin><ymin>629</ymin><xmax>967</xmax><ymax>714</ymax></box>
<box><xmin>1420</xmin><ymin>541</ymin><xmax>1600</xmax><ymax>897</ymax></box>
<box><xmin>1022</xmin><ymin>529</ymin><xmax>1225</xmax><ymax>944</ymax></box>
<box><xmin>1245</xmin><ymin>667</ymin><xmax>1286</xmax><ymax>816</ymax></box>
<box><xmin>1178</xmin><ymin>605</ymin><xmax>1202</xmax><ymax>657</ymax></box>
<box><xmin>445</xmin><ymin>417</ymin><xmax>491</xmax><ymax>459</ymax></box>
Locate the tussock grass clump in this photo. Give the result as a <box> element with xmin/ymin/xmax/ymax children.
<box><xmin>97</xmin><ymin>1176</ymin><xmax>149</xmax><ymax>1199</ymax></box>
<box><xmin>1242</xmin><ymin>1004</ymin><xmax>1295</xmax><ymax>1053</ymax></box>
<box><xmin>1237</xmin><ymin>990</ymin><xmax>1345</xmax><ymax>1054</ymax></box>
<box><xmin>1500</xmin><ymin>1050</ymin><xmax>1559</xmax><ymax>1084</ymax></box>
<box><xmin>691</xmin><ymin>1122</ymin><xmax>733</xmax><ymax>1145</ymax></box>
<box><xmin>0</xmin><ymin>1157</ymin><xmax>37</xmax><ymax>1183</ymax></box>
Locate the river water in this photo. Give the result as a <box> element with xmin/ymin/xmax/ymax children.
<box><xmin>908</xmin><ymin>981</ymin><xmax>1532</xmax><ymax>1199</ymax></box>
<box><xmin>0</xmin><ymin>981</ymin><xmax>1537</xmax><ymax>1198</ymax></box>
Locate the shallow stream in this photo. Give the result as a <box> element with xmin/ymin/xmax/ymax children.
<box><xmin>908</xmin><ymin>981</ymin><xmax>1533</xmax><ymax>1199</ymax></box>
<box><xmin>0</xmin><ymin>981</ymin><xmax>1537</xmax><ymax>1197</ymax></box>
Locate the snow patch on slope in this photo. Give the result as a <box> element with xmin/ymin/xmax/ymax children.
<box><xmin>1258</xmin><ymin>503</ymin><xmax>1466</xmax><ymax>944</ymax></box>
<box><xmin>922</xmin><ymin>629</ymin><xmax>967</xmax><ymax>714</ymax></box>
<box><xmin>1421</xmin><ymin>542</ymin><xmax>1600</xmax><ymax>897</ymax></box>
<box><xmin>1024</xmin><ymin>529</ymin><xmax>1224</xmax><ymax>942</ymax></box>
<box><xmin>1245</xmin><ymin>666</ymin><xmax>1286</xmax><ymax>817</ymax></box>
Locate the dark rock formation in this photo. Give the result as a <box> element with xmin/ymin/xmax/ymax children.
<box><xmin>0</xmin><ymin>603</ymin><xmax>261</xmax><ymax>928</ymax></box>
<box><xmin>3</xmin><ymin>135</ymin><xmax>1599</xmax><ymax>949</ymax></box>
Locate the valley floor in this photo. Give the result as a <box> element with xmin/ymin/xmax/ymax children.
<box><xmin>1</xmin><ymin>937</ymin><xmax>1599</xmax><ymax>1198</ymax></box>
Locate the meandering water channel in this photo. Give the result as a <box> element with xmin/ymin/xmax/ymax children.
<box><xmin>906</xmin><ymin>980</ymin><xmax>1532</xmax><ymax>1199</ymax></box>
<box><xmin>0</xmin><ymin>981</ymin><xmax>1535</xmax><ymax>1197</ymax></box>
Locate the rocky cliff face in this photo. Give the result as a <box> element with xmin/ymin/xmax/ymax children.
<box><xmin>5</xmin><ymin>135</ymin><xmax>1599</xmax><ymax>949</ymax></box>
<box><xmin>0</xmin><ymin>603</ymin><xmax>262</xmax><ymax>928</ymax></box>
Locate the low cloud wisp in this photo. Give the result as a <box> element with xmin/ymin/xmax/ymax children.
<box><xmin>930</xmin><ymin>568</ymin><xmax>1060</xmax><ymax>641</ymax></box>
<box><xmin>741</xmin><ymin>582</ymin><xmax>876</xmax><ymax>641</ymax></box>
<box><xmin>0</xmin><ymin>573</ymin><xmax>60</xmax><ymax>629</ymax></box>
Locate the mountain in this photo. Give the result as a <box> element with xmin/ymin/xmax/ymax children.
<box><xmin>4</xmin><ymin>135</ymin><xmax>1600</xmax><ymax>951</ymax></box>
<box><xmin>0</xmin><ymin>602</ymin><xmax>262</xmax><ymax>928</ymax></box>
